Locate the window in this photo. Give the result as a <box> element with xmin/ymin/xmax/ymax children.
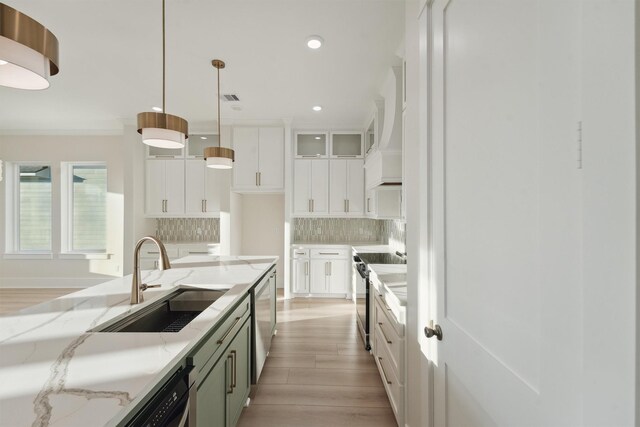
<box><xmin>62</xmin><ymin>163</ymin><xmax>107</xmax><ymax>253</ymax></box>
<box><xmin>15</xmin><ymin>164</ymin><xmax>52</xmax><ymax>252</ymax></box>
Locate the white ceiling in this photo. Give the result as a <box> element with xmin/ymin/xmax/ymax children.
<box><xmin>0</xmin><ymin>0</ymin><xmax>405</xmax><ymax>133</ymax></box>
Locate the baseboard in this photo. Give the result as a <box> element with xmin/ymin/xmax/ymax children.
<box><xmin>0</xmin><ymin>277</ymin><xmax>109</xmax><ymax>289</ymax></box>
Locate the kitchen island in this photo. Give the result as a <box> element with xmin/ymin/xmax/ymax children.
<box><xmin>0</xmin><ymin>255</ymin><xmax>277</xmax><ymax>427</ymax></box>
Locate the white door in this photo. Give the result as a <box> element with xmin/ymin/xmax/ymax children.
<box><xmin>293</xmin><ymin>160</ymin><xmax>311</xmax><ymax>214</ymax></box>
<box><xmin>310</xmin><ymin>160</ymin><xmax>329</xmax><ymax>214</ymax></box>
<box><xmin>145</xmin><ymin>159</ymin><xmax>165</xmax><ymax>215</ymax></box>
<box><xmin>309</xmin><ymin>259</ymin><xmax>328</xmax><ymax>294</ymax></box>
<box><xmin>232</xmin><ymin>127</ymin><xmax>259</xmax><ymax>189</ymax></box>
<box><xmin>292</xmin><ymin>259</ymin><xmax>309</xmax><ymax>294</ymax></box>
<box><xmin>346</xmin><ymin>159</ymin><xmax>364</xmax><ymax>215</ymax></box>
<box><xmin>424</xmin><ymin>1</ymin><xmax>582</xmax><ymax>426</ymax></box>
<box><xmin>185</xmin><ymin>159</ymin><xmax>205</xmax><ymax>215</ymax></box>
<box><xmin>328</xmin><ymin>259</ymin><xmax>348</xmax><ymax>294</ymax></box>
<box><xmin>164</xmin><ymin>160</ymin><xmax>185</xmax><ymax>215</ymax></box>
<box><xmin>258</xmin><ymin>127</ymin><xmax>284</xmax><ymax>189</ymax></box>
<box><xmin>329</xmin><ymin>159</ymin><xmax>348</xmax><ymax>215</ymax></box>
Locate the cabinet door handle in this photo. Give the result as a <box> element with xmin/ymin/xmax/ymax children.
<box><xmin>201</xmin><ymin>199</ymin><xmax>204</xmax><ymax>213</ymax></box>
<box><xmin>305</xmin><ymin>261</ymin><xmax>309</xmax><ymax>276</ymax></box>
<box><xmin>378</xmin><ymin>357</ymin><xmax>393</xmax><ymax>385</ymax></box>
<box><xmin>319</xmin><ymin>252</ymin><xmax>339</xmax><ymax>255</ymax></box>
<box><xmin>227</xmin><ymin>353</ymin><xmax>234</xmax><ymax>394</ymax></box>
<box><xmin>347</xmin><ymin>199</ymin><xmax>350</xmax><ymax>212</ymax></box>
<box><xmin>256</xmin><ymin>172</ymin><xmax>259</xmax><ymax>186</ymax></box>
<box><xmin>231</xmin><ymin>350</ymin><xmax>237</xmax><ymax>390</ymax></box>
<box><xmin>258</xmin><ymin>172</ymin><xmax>261</xmax><ymax>186</ymax></box>
<box><xmin>308</xmin><ymin>199</ymin><xmax>312</xmax><ymax>213</ymax></box>
<box><xmin>217</xmin><ymin>316</ymin><xmax>242</xmax><ymax>344</ymax></box>
<box><xmin>367</xmin><ymin>198</ymin><xmax>370</xmax><ymax>213</ymax></box>
<box><xmin>325</xmin><ymin>261</ymin><xmax>328</xmax><ymax>276</ymax></box>
<box><xmin>329</xmin><ymin>262</ymin><xmax>332</xmax><ymax>276</ymax></box>
<box><xmin>312</xmin><ymin>199</ymin><xmax>315</xmax><ymax>212</ymax></box>
<box><xmin>204</xmin><ymin>199</ymin><xmax>207</xmax><ymax>212</ymax></box>
<box><xmin>378</xmin><ymin>322</ymin><xmax>393</xmax><ymax>344</ymax></box>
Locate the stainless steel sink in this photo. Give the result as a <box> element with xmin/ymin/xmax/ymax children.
<box><xmin>92</xmin><ymin>289</ymin><xmax>229</xmax><ymax>333</ymax></box>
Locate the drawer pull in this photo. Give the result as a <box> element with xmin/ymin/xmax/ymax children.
<box><xmin>231</xmin><ymin>350</ymin><xmax>237</xmax><ymax>390</ymax></box>
<box><xmin>188</xmin><ymin>251</ymin><xmax>209</xmax><ymax>254</ymax></box>
<box><xmin>319</xmin><ymin>252</ymin><xmax>340</xmax><ymax>255</ymax></box>
<box><xmin>378</xmin><ymin>357</ymin><xmax>393</xmax><ymax>385</ymax></box>
<box><xmin>217</xmin><ymin>316</ymin><xmax>242</xmax><ymax>344</ymax></box>
<box><xmin>378</xmin><ymin>322</ymin><xmax>393</xmax><ymax>344</ymax></box>
<box><xmin>381</xmin><ymin>297</ymin><xmax>392</xmax><ymax>312</ymax></box>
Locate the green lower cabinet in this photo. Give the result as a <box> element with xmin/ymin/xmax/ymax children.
<box><xmin>196</xmin><ymin>318</ymin><xmax>251</xmax><ymax>427</ymax></box>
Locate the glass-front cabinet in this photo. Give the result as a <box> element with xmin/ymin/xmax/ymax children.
<box><xmin>330</xmin><ymin>132</ymin><xmax>363</xmax><ymax>158</ymax></box>
<box><xmin>295</xmin><ymin>132</ymin><xmax>328</xmax><ymax>158</ymax></box>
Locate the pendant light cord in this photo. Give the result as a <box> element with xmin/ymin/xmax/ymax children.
<box><xmin>162</xmin><ymin>0</ymin><xmax>166</xmax><ymax>112</ymax></box>
<box><xmin>217</xmin><ymin>65</ymin><xmax>221</xmax><ymax>146</ymax></box>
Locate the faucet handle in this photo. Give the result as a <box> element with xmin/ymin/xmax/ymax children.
<box><xmin>140</xmin><ymin>283</ymin><xmax>161</xmax><ymax>291</ymax></box>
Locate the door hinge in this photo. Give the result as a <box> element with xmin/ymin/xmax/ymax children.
<box><xmin>577</xmin><ymin>121</ymin><xmax>583</xmax><ymax>169</ymax></box>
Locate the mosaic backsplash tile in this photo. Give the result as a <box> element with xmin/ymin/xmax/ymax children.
<box><xmin>156</xmin><ymin>218</ymin><xmax>220</xmax><ymax>243</ymax></box>
<box><xmin>293</xmin><ymin>218</ymin><xmax>382</xmax><ymax>243</ymax></box>
<box><xmin>381</xmin><ymin>219</ymin><xmax>406</xmax><ymax>254</ymax></box>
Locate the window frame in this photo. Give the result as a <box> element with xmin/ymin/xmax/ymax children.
<box><xmin>60</xmin><ymin>161</ymin><xmax>108</xmax><ymax>255</ymax></box>
<box><xmin>4</xmin><ymin>161</ymin><xmax>54</xmax><ymax>256</ymax></box>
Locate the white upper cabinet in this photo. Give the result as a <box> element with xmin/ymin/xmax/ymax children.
<box><xmin>293</xmin><ymin>159</ymin><xmax>329</xmax><ymax>215</ymax></box>
<box><xmin>145</xmin><ymin>159</ymin><xmax>185</xmax><ymax>216</ymax></box>
<box><xmin>295</xmin><ymin>132</ymin><xmax>328</xmax><ymax>158</ymax></box>
<box><xmin>232</xmin><ymin>127</ymin><xmax>284</xmax><ymax>192</ymax></box>
<box><xmin>185</xmin><ymin>159</ymin><xmax>221</xmax><ymax>216</ymax></box>
<box><xmin>330</xmin><ymin>132</ymin><xmax>363</xmax><ymax>158</ymax></box>
<box><xmin>329</xmin><ymin>159</ymin><xmax>364</xmax><ymax>216</ymax></box>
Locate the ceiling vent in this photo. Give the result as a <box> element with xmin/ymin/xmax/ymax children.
<box><xmin>222</xmin><ymin>94</ymin><xmax>240</xmax><ymax>102</ymax></box>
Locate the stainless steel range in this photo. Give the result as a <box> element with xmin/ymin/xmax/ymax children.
<box><xmin>353</xmin><ymin>251</ymin><xmax>406</xmax><ymax>351</ymax></box>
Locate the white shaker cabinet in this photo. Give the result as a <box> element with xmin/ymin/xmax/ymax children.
<box><xmin>309</xmin><ymin>259</ymin><xmax>348</xmax><ymax>294</ymax></box>
<box><xmin>292</xmin><ymin>258</ymin><xmax>310</xmax><ymax>293</ymax></box>
<box><xmin>329</xmin><ymin>159</ymin><xmax>364</xmax><ymax>216</ymax></box>
<box><xmin>185</xmin><ymin>159</ymin><xmax>221</xmax><ymax>216</ymax></box>
<box><xmin>145</xmin><ymin>159</ymin><xmax>185</xmax><ymax>216</ymax></box>
<box><xmin>293</xmin><ymin>159</ymin><xmax>329</xmax><ymax>215</ymax></box>
<box><xmin>232</xmin><ymin>127</ymin><xmax>284</xmax><ymax>192</ymax></box>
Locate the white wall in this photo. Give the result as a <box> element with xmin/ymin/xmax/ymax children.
<box><xmin>239</xmin><ymin>194</ymin><xmax>285</xmax><ymax>288</ymax></box>
<box><xmin>0</xmin><ymin>134</ymin><xmax>128</xmax><ymax>287</ymax></box>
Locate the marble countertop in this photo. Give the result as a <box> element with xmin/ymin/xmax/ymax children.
<box><xmin>292</xmin><ymin>241</ymin><xmax>385</xmax><ymax>247</ymax></box>
<box><xmin>0</xmin><ymin>255</ymin><xmax>277</xmax><ymax>427</ymax></box>
<box><xmin>368</xmin><ymin>264</ymin><xmax>407</xmax><ymax>324</ymax></box>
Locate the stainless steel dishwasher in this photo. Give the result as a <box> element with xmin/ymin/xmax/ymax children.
<box><xmin>251</xmin><ymin>267</ymin><xmax>276</xmax><ymax>383</ymax></box>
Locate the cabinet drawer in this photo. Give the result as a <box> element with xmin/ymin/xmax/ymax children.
<box><xmin>374</xmin><ymin>334</ymin><xmax>403</xmax><ymax>423</ymax></box>
<box><xmin>374</xmin><ymin>292</ymin><xmax>404</xmax><ymax>337</ymax></box>
<box><xmin>139</xmin><ymin>245</ymin><xmax>179</xmax><ymax>260</ymax></box>
<box><xmin>188</xmin><ymin>295</ymin><xmax>251</xmax><ymax>381</ymax></box>
<box><xmin>310</xmin><ymin>248</ymin><xmax>349</xmax><ymax>258</ymax></box>
<box><xmin>292</xmin><ymin>248</ymin><xmax>309</xmax><ymax>258</ymax></box>
<box><xmin>374</xmin><ymin>295</ymin><xmax>404</xmax><ymax>377</ymax></box>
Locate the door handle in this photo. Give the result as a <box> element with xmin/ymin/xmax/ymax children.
<box><xmin>308</xmin><ymin>199</ymin><xmax>312</xmax><ymax>212</ymax></box>
<box><xmin>204</xmin><ymin>199</ymin><xmax>207</xmax><ymax>212</ymax></box>
<box><xmin>329</xmin><ymin>262</ymin><xmax>332</xmax><ymax>276</ymax></box>
<box><xmin>312</xmin><ymin>199</ymin><xmax>315</xmax><ymax>212</ymax></box>
<box><xmin>305</xmin><ymin>261</ymin><xmax>309</xmax><ymax>276</ymax></box>
<box><xmin>231</xmin><ymin>350</ymin><xmax>237</xmax><ymax>390</ymax></box>
<box><xmin>424</xmin><ymin>323</ymin><xmax>443</xmax><ymax>341</ymax></box>
<box><xmin>367</xmin><ymin>198</ymin><xmax>370</xmax><ymax>212</ymax></box>
<box><xmin>344</xmin><ymin>199</ymin><xmax>347</xmax><ymax>213</ymax></box>
<box><xmin>227</xmin><ymin>353</ymin><xmax>234</xmax><ymax>394</ymax></box>
<box><xmin>258</xmin><ymin>172</ymin><xmax>261</xmax><ymax>186</ymax></box>
<box><xmin>347</xmin><ymin>199</ymin><xmax>350</xmax><ymax>212</ymax></box>
<box><xmin>256</xmin><ymin>172</ymin><xmax>259</xmax><ymax>187</ymax></box>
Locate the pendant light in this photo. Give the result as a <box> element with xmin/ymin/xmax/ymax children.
<box><xmin>204</xmin><ymin>59</ymin><xmax>234</xmax><ymax>169</ymax></box>
<box><xmin>137</xmin><ymin>0</ymin><xmax>188</xmax><ymax>149</ymax></box>
<box><xmin>0</xmin><ymin>3</ymin><xmax>59</xmax><ymax>90</ymax></box>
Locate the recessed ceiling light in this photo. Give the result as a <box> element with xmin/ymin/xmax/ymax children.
<box><xmin>306</xmin><ymin>35</ymin><xmax>324</xmax><ymax>50</ymax></box>
<box><xmin>312</xmin><ymin>105</ymin><xmax>322</xmax><ymax>112</ymax></box>
<box><xmin>152</xmin><ymin>106</ymin><xmax>162</xmax><ymax>112</ymax></box>
<box><xmin>200</xmin><ymin>136</ymin><xmax>207</xmax><ymax>140</ymax></box>
<box><xmin>315</xmin><ymin>136</ymin><xmax>321</xmax><ymax>140</ymax></box>
<box><xmin>0</xmin><ymin>60</ymin><xmax>8</xmax><ymax>66</ymax></box>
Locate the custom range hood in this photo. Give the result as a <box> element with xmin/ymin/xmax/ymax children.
<box><xmin>365</xmin><ymin>65</ymin><xmax>403</xmax><ymax>188</ymax></box>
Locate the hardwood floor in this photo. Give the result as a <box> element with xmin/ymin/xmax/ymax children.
<box><xmin>238</xmin><ymin>293</ymin><xmax>397</xmax><ymax>427</ymax></box>
<box><xmin>0</xmin><ymin>288</ymin><xmax>77</xmax><ymax>315</ymax></box>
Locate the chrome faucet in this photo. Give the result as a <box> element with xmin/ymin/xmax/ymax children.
<box><xmin>131</xmin><ymin>236</ymin><xmax>172</xmax><ymax>304</ymax></box>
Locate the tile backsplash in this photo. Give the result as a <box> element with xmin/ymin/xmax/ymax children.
<box><xmin>156</xmin><ymin>218</ymin><xmax>220</xmax><ymax>243</ymax></box>
<box><xmin>293</xmin><ymin>218</ymin><xmax>382</xmax><ymax>243</ymax></box>
<box><xmin>293</xmin><ymin>218</ymin><xmax>406</xmax><ymax>251</ymax></box>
